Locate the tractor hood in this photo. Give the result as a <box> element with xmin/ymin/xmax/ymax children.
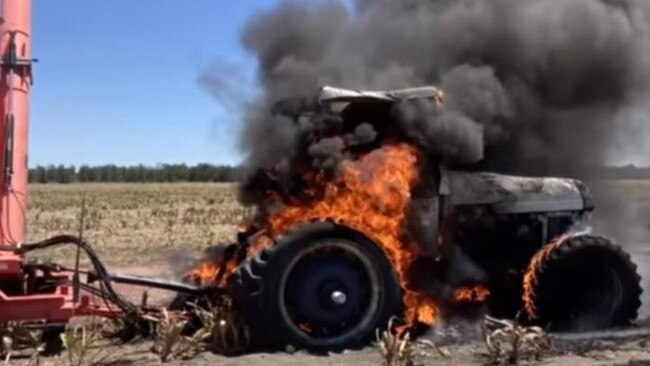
<box><xmin>446</xmin><ymin>171</ymin><xmax>592</xmax><ymax>214</ymax></box>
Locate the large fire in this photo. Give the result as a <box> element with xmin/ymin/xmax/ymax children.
<box><xmin>192</xmin><ymin>143</ymin><xmax>439</xmax><ymax>327</ymax></box>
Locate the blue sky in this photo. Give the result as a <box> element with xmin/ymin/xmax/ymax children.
<box><xmin>30</xmin><ymin>0</ymin><xmax>281</xmax><ymax>167</ymax></box>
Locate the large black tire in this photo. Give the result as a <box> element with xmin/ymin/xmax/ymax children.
<box><xmin>524</xmin><ymin>235</ymin><xmax>642</xmax><ymax>331</ymax></box>
<box><xmin>228</xmin><ymin>221</ymin><xmax>403</xmax><ymax>351</ymax></box>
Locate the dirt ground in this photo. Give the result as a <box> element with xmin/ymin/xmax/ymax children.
<box><xmin>42</xmin><ymin>263</ymin><xmax>650</xmax><ymax>366</ymax></box>
<box><xmin>12</xmin><ymin>181</ymin><xmax>650</xmax><ymax>365</ymax></box>
<box><xmin>12</xmin><ymin>320</ymin><xmax>650</xmax><ymax>365</ymax></box>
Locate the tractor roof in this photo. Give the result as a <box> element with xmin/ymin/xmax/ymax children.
<box><xmin>318</xmin><ymin>85</ymin><xmax>443</xmax><ymax>103</ymax></box>
<box><xmin>271</xmin><ymin>85</ymin><xmax>443</xmax><ymax>117</ymax></box>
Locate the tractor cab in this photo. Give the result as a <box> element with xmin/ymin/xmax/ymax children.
<box><xmin>271</xmin><ymin>85</ymin><xmax>443</xmax><ymax>120</ymax></box>
<box><xmin>318</xmin><ymin>85</ymin><xmax>443</xmax><ymax>109</ymax></box>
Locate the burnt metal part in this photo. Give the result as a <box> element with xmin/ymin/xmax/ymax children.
<box><xmin>447</xmin><ymin>171</ymin><xmax>586</xmax><ymax>214</ymax></box>
<box><xmin>318</xmin><ymin>85</ymin><xmax>442</xmax><ymax>103</ymax></box>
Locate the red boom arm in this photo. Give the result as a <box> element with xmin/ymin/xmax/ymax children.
<box><xmin>0</xmin><ymin>0</ymin><xmax>31</xmax><ymax>245</ymax></box>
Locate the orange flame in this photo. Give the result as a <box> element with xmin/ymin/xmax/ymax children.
<box><xmin>192</xmin><ymin>143</ymin><xmax>439</xmax><ymax>327</ymax></box>
<box><xmin>254</xmin><ymin>143</ymin><xmax>438</xmax><ymax>326</ymax></box>
<box><xmin>522</xmin><ymin>233</ymin><xmax>571</xmax><ymax>320</ymax></box>
<box><xmin>190</xmin><ymin>143</ymin><xmax>442</xmax><ymax>329</ymax></box>
<box><xmin>191</xmin><ymin>261</ymin><xmax>218</xmax><ymax>284</ymax></box>
<box><xmin>453</xmin><ymin>285</ymin><xmax>490</xmax><ymax>303</ymax></box>
<box><xmin>190</xmin><ymin>257</ymin><xmax>238</xmax><ymax>287</ymax></box>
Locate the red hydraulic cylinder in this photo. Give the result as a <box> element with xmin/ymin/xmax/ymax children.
<box><xmin>0</xmin><ymin>0</ymin><xmax>32</xmax><ymax>245</ymax></box>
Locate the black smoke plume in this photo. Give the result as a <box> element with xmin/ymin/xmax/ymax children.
<box><xmin>232</xmin><ymin>0</ymin><xmax>650</xmax><ymax>193</ymax></box>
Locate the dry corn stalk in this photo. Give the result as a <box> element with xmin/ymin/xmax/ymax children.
<box><xmin>60</xmin><ymin>322</ymin><xmax>112</xmax><ymax>366</ymax></box>
<box><xmin>148</xmin><ymin>309</ymin><xmax>193</xmax><ymax>362</ymax></box>
<box><xmin>482</xmin><ymin>315</ymin><xmax>550</xmax><ymax>364</ymax></box>
<box><xmin>189</xmin><ymin>300</ymin><xmax>250</xmax><ymax>354</ymax></box>
<box><xmin>376</xmin><ymin>318</ymin><xmax>414</xmax><ymax>366</ymax></box>
<box><xmin>149</xmin><ymin>299</ymin><xmax>250</xmax><ymax>362</ymax></box>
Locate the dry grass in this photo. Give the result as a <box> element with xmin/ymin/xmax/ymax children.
<box><xmin>26</xmin><ymin>183</ymin><xmax>245</xmax><ymax>267</ymax></box>
<box><xmin>376</xmin><ymin>323</ymin><xmax>414</xmax><ymax>366</ymax></box>
<box><xmin>60</xmin><ymin>322</ymin><xmax>113</xmax><ymax>366</ymax></box>
<box><xmin>482</xmin><ymin>315</ymin><xmax>550</xmax><ymax>365</ymax></box>
<box><xmin>148</xmin><ymin>302</ymin><xmax>250</xmax><ymax>362</ymax></box>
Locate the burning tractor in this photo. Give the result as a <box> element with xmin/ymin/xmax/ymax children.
<box><xmin>182</xmin><ymin>86</ymin><xmax>643</xmax><ymax>351</ymax></box>
<box><xmin>0</xmin><ymin>0</ymin><xmax>639</xmax><ymax>357</ymax></box>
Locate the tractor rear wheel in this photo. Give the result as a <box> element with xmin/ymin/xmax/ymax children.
<box><xmin>228</xmin><ymin>221</ymin><xmax>403</xmax><ymax>351</ymax></box>
<box><xmin>524</xmin><ymin>235</ymin><xmax>642</xmax><ymax>331</ymax></box>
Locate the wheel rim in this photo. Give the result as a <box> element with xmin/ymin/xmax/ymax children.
<box><xmin>543</xmin><ymin>250</ymin><xmax>626</xmax><ymax>330</ymax></box>
<box><xmin>278</xmin><ymin>238</ymin><xmax>381</xmax><ymax>346</ymax></box>
<box><xmin>565</xmin><ymin>265</ymin><xmax>622</xmax><ymax>318</ymax></box>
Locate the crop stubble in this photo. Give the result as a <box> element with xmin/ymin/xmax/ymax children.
<box><xmin>26</xmin><ymin>183</ymin><xmax>245</xmax><ymax>267</ymax></box>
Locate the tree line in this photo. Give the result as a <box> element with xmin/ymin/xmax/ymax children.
<box><xmin>590</xmin><ymin>165</ymin><xmax>650</xmax><ymax>180</ymax></box>
<box><xmin>28</xmin><ymin>164</ymin><xmax>240</xmax><ymax>183</ymax></box>
<box><xmin>28</xmin><ymin>163</ymin><xmax>650</xmax><ymax>184</ymax></box>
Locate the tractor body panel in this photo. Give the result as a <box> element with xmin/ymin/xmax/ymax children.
<box><xmin>446</xmin><ymin>171</ymin><xmax>587</xmax><ymax>214</ymax></box>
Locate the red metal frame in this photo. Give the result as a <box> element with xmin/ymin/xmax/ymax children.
<box><xmin>0</xmin><ymin>0</ymin><xmax>30</xmax><ymax>245</ymax></box>
<box><xmin>0</xmin><ymin>277</ymin><xmax>120</xmax><ymax>323</ymax></box>
<box><xmin>0</xmin><ymin>0</ymin><xmax>120</xmax><ymax>325</ymax></box>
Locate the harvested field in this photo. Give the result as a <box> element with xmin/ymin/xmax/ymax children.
<box><xmin>26</xmin><ymin>183</ymin><xmax>245</xmax><ymax>267</ymax></box>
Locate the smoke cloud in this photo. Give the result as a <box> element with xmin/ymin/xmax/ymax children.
<box><xmin>231</xmin><ymin>0</ymin><xmax>650</xmax><ymax>186</ymax></box>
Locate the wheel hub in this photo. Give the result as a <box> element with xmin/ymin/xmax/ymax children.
<box><xmin>331</xmin><ymin>290</ymin><xmax>347</xmax><ymax>305</ymax></box>
<box><xmin>283</xmin><ymin>242</ymin><xmax>374</xmax><ymax>338</ymax></box>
